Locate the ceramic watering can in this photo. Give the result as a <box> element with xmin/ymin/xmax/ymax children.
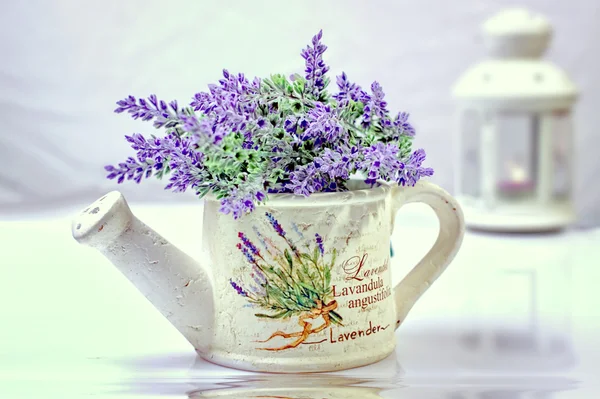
<box><xmin>72</xmin><ymin>180</ymin><xmax>465</xmax><ymax>373</ymax></box>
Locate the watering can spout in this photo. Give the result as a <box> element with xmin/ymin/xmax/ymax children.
<box><xmin>71</xmin><ymin>191</ymin><xmax>214</xmax><ymax>353</ymax></box>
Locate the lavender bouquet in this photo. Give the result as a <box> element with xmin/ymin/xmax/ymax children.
<box><xmin>105</xmin><ymin>30</ymin><xmax>433</xmax><ymax>219</ymax></box>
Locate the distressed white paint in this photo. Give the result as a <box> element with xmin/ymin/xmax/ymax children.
<box><xmin>71</xmin><ymin>191</ymin><xmax>215</xmax><ymax>354</ymax></box>
<box><xmin>71</xmin><ymin>180</ymin><xmax>464</xmax><ymax>373</ymax></box>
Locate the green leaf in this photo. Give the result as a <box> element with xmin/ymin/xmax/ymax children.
<box><xmin>234</xmin><ymin>150</ymin><xmax>248</xmax><ymax>162</ymax></box>
<box><xmin>293</xmin><ymin>78</ymin><xmax>305</xmax><ymax>95</ymax></box>
<box><xmin>255</xmin><ymin>310</ymin><xmax>293</xmax><ymax>319</ymax></box>
<box><xmin>300</xmin><ymin>253</ymin><xmax>313</xmax><ymax>263</ymax></box>
<box><xmin>331</xmin><ymin>248</ymin><xmax>337</xmax><ymax>266</ymax></box>
<box><xmin>265</xmin><ymin>285</ymin><xmax>294</xmax><ymax>309</ymax></box>
<box><xmin>195</xmin><ymin>185</ymin><xmax>212</xmax><ymax>198</ymax></box>
<box><xmin>273</xmin><ymin>268</ymin><xmax>294</xmax><ymax>288</ymax></box>
<box><xmin>291</xmin><ymin>101</ymin><xmax>303</xmax><ymax>113</ymax></box>
<box><xmin>284</xmin><ymin>249</ymin><xmax>293</xmax><ymax>270</ymax></box>
<box><xmin>298</xmin><ymin>281</ymin><xmax>319</xmax><ymax>295</ymax></box>
<box><xmin>324</xmin><ymin>268</ymin><xmax>331</xmax><ymax>290</ymax></box>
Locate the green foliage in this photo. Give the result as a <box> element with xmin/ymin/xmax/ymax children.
<box><xmin>247</xmin><ymin>243</ymin><xmax>343</xmax><ymax>325</ymax></box>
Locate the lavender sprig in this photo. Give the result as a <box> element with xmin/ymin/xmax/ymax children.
<box><xmin>104</xmin><ymin>133</ymin><xmax>171</xmax><ymax>184</ymax></box>
<box><xmin>266</xmin><ymin>212</ymin><xmax>286</xmax><ymax>237</ymax></box>
<box><xmin>358</xmin><ymin>142</ymin><xmax>402</xmax><ymax>186</ymax></box>
<box><xmin>238</xmin><ymin>232</ymin><xmax>260</xmax><ymax>257</ymax></box>
<box><xmin>115</xmin><ymin>95</ymin><xmax>181</xmax><ymax>129</ymax></box>
<box><xmin>301</xmin><ymin>30</ymin><xmax>330</xmax><ymax>98</ymax></box>
<box><xmin>315</xmin><ymin>146</ymin><xmax>360</xmax><ymax>181</ymax></box>
<box><xmin>315</xmin><ymin>233</ymin><xmax>324</xmax><ymax>255</ymax></box>
<box><xmin>237</xmin><ymin>243</ymin><xmax>256</xmax><ymax>264</ymax></box>
<box><xmin>397</xmin><ymin>148</ymin><xmax>435</xmax><ymax>186</ymax></box>
<box><xmin>106</xmin><ymin>29</ymin><xmax>434</xmax><ymax>219</ymax></box>
<box><xmin>286</xmin><ymin>163</ymin><xmax>328</xmax><ymax>196</ymax></box>
<box><xmin>104</xmin><ymin>157</ymin><xmax>153</xmax><ymax>184</ymax></box>
<box><xmin>302</xmin><ymin>103</ymin><xmax>346</xmax><ymax>144</ymax></box>
<box><xmin>229</xmin><ymin>279</ymin><xmax>248</xmax><ymax>297</ymax></box>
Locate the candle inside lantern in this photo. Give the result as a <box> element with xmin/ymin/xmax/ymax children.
<box><xmin>498</xmin><ymin>161</ymin><xmax>535</xmax><ymax>195</ymax></box>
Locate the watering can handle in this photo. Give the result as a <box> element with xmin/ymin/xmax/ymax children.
<box><xmin>389</xmin><ymin>180</ymin><xmax>465</xmax><ymax>330</ymax></box>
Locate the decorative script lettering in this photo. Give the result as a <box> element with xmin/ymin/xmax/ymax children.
<box><xmin>332</xmin><ymin>252</ymin><xmax>392</xmax><ymax>310</ymax></box>
<box><xmin>329</xmin><ymin>321</ymin><xmax>389</xmax><ymax>343</ymax></box>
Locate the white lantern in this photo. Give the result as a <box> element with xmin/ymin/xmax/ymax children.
<box><xmin>452</xmin><ymin>8</ymin><xmax>578</xmax><ymax>232</ymax></box>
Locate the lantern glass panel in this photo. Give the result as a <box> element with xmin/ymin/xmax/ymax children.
<box><xmin>551</xmin><ymin>111</ymin><xmax>572</xmax><ymax>200</ymax></box>
<box><xmin>459</xmin><ymin>109</ymin><xmax>481</xmax><ymax>198</ymax></box>
<box><xmin>495</xmin><ymin>113</ymin><xmax>537</xmax><ymax>202</ymax></box>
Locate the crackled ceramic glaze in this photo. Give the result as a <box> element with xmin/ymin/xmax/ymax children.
<box><xmin>71</xmin><ymin>180</ymin><xmax>465</xmax><ymax>373</ymax></box>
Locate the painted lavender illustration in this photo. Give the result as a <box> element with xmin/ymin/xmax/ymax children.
<box><xmin>230</xmin><ymin>212</ymin><xmax>343</xmax><ymax>351</ymax></box>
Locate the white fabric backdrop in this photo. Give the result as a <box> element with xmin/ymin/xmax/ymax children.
<box><xmin>1</xmin><ymin>0</ymin><xmax>598</xmax><ymax>227</ymax></box>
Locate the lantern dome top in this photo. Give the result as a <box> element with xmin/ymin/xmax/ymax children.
<box><xmin>483</xmin><ymin>7</ymin><xmax>550</xmax><ymax>36</ymax></box>
<box><xmin>483</xmin><ymin>8</ymin><xmax>552</xmax><ymax>58</ymax></box>
<box><xmin>453</xmin><ymin>8</ymin><xmax>578</xmax><ymax>110</ymax></box>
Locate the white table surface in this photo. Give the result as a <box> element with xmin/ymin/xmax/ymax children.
<box><xmin>1</xmin><ymin>200</ymin><xmax>599</xmax><ymax>398</ymax></box>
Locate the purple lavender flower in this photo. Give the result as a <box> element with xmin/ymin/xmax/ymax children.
<box><xmin>248</xmin><ymin>281</ymin><xmax>267</xmax><ymax>297</ymax></box>
<box><xmin>301</xmin><ymin>30</ymin><xmax>330</xmax><ymax>97</ymax></box>
<box><xmin>284</xmin><ymin>115</ymin><xmax>298</xmax><ymax>134</ymax></box>
<box><xmin>265</xmin><ymin>212</ymin><xmax>286</xmax><ymax>237</ymax></box>
<box><xmin>190</xmin><ymin>91</ymin><xmax>214</xmax><ymax>113</ymax></box>
<box><xmin>229</xmin><ymin>278</ymin><xmax>248</xmax><ymax>297</ymax></box>
<box><xmin>114</xmin><ymin>94</ymin><xmax>180</xmax><ymax>128</ymax></box>
<box><xmin>358</xmin><ymin>142</ymin><xmax>401</xmax><ymax>186</ymax></box>
<box><xmin>285</xmin><ymin>163</ymin><xmax>326</xmax><ymax>196</ymax></box>
<box><xmin>314</xmin><ymin>146</ymin><xmax>360</xmax><ymax>181</ymax></box>
<box><xmin>238</xmin><ymin>232</ymin><xmax>260</xmax><ymax>256</ymax></box>
<box><xmin>126</xmin><ymin>134</ymin><xmax>206</xmax><ymax>194</ymax></box>
<box><xmin>126</xmin><ymin>133</ymin><xmax>164</xmax><ymax>161</ymax></box>
<box><xmin>188</xmin><ymin>69</ymin><xmax>261</xmax><ymax>146</ymax></box>
<box><xmin>219</xmin><ymin>190</ymin><xmax>256</xmax><ymax>220</ymax></box>
<box><xmin>179</xmin><ymin>114</ymin><xmax>228</xmax><ymax>146</ymax></box>
<box><xmin>104</xmin><ymin>157</ymin><xmax>153</xmax><ymax>184</ymax></box>
<box><xmin>369</xmin><ymin>82</ymin><xmax>388</xmax><ymax>119</ymax></box>
<box><xmin>251</xmin><ymin>266</ymin><xmax>267</xmax><ymax>284</ymax></box>
<box><xmin>393</xmin><ymin>112</ymin><xmax>415</xmax><ymax>137</ymax></box>
<box><xmin>359</xmin><ymin>81</ymin><xmax>391</xmax><ymax>128</ymax></box>
<box><xmin>397</xmin><ymin>149</ymin><xmax>434</xmax><ymax>186</ymax></box>
<box><xmin>237</xmin><ymin>242</ymin><xmax>256</xmax><ymax>264</ymax></box>
<box><xmin>252</xmin><ymin>226</ymin><xmax>269</xmax><ymax>250</ymax></box>
<box><xmin>333</xmin><ymin>72</ymin><xmax>369</xmax><ymax>107</ymax></box>
<box><xmin>105</xmin><ymin>133</ymin><xmax>201</xmax><ymax>185</ymax></box>
<box><xmin>315</xmin><ymin>233</ymin><xmax>324</xmax><ymax>255</ymax></box>
<box><xmin>107</xmin><ymin>30</ymin><xmax>434</xmax><ymax>220</ymax></box>
<box><xmin>164</xmin><ymin>150</ymin><xmax>206</xmax><ymax>193</ymax></box>
<box><xmin>190</xmin><ymin>69</ymin><xmax>260</xmax><ymax>116</ymax></box>
<box><xmin>291</xmin><ymin>222</ymin><xmax>305</xmax><ymax>239</ymax></box>
<box><xmin>302</xmin><ymin>103</ymin><xmax>346</xmax><ymax>143</ymax></box>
